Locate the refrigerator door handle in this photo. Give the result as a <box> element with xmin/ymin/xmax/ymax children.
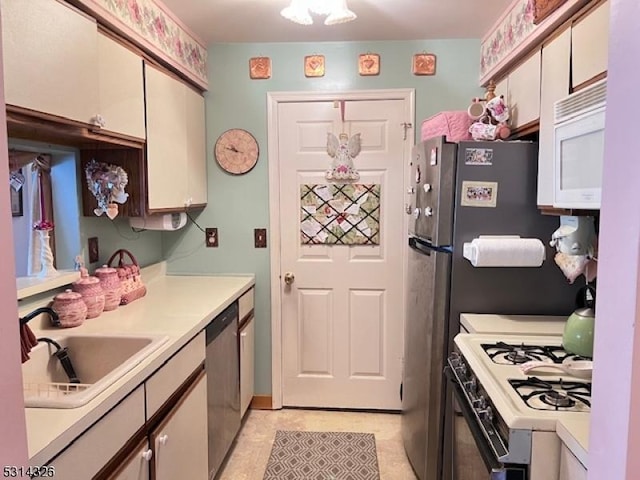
<box><xmin>408</xmin><ymin>236</ymin><xmax>452</xmax><ymax>255</ymax></box>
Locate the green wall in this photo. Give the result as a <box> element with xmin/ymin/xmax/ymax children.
<box><xmin>163</xmin><ymin>39</ymin><xmax>482</xmax><ymax>395</ymax></box>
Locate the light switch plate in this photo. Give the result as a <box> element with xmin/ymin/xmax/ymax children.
<box><xmin>254</xmin><ymin>228</ymin><xmax>267</xmax><ymax>248</ymax></box>
<box><xmin>206</xmin><ymin>228</ymin><xmax>219</xmax><ymax>247</ymax></box>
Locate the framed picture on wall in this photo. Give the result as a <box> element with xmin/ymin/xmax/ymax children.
<box><xmin>10</xmin><ymin>169</ymin><xmax>23</xmax><ymax>217</ymax></box>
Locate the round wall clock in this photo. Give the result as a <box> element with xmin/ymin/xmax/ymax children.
<box><xmin>214</xmin><ymin>128</ymin><xmax>259</xmax><ymax>175</ymax></box>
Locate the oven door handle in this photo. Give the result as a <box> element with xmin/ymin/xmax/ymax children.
<box><xmin>445</xmin><ymin>366</ymin><xmax>506</xmax><ymax>473</ymax></box>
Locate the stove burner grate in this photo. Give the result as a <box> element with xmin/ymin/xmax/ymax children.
<box><xmin>540</xmin><ymin>390</ymin><xmax>575</xmax><ymax>409</ymax></box>
<box><xmin>509</xmin><ymin>377</ymin><xmax>591</xmax><ymax>412</ymax></box>
<box><xmin>504</xmin><ymin>351</ymin><xmax>533</xmax><ymax>364</ymax></box>
<box><xmin>482</xmin><ymin>341</ymin><xmax>583</xmax><ymax>365</ymax></box>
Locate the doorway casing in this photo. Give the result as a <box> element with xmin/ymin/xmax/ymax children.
<box><xmin>267</xmin><ymin>88</ymin><xmax>415</xmax><ymax>409</ymax></box>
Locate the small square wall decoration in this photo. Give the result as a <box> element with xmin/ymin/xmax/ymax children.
<box><xmin>358</xmin><ymin>53</ymin><xmax>380</xmax><ymax>76</ymax></box>
<box><xmin>305</xmin><ymin>55</ymin><xmax>325</xmax><ymax>77</ymax></box>
<box><xmin>249</xmin><ymin>57</ymin><xmax>271</xmax><ymax>79</ymax></box>
<box><xmin>413</xmin><ymin>53</ymin><xmax>437</xmax><ymax>76</ymax></box>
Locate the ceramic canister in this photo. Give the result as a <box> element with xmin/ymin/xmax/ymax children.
<box><xmin>72</xmin><ymin>272</ymin><xmax>105</xmax><ymax>319</ymax></box>
<box><xmin>51</xmin><ymin>289</ymin><xmax>87</xmax><ymax>328</ymax></box>
<box><xmin>94</xmin><ymin>264</ymin><xmax>122</xmax><ymax>311</ymax></box>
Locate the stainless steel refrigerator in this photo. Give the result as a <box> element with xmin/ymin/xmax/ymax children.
<box><xmin>401</xmin><ymin>137</ymin><xmax>581</xmax><ymax>480</ymax></box>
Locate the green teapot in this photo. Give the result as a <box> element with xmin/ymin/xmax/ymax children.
<box><xmin>562</xmin><ymin>285</ymin><xmax>595</xmax><ymax>358</ymax></box>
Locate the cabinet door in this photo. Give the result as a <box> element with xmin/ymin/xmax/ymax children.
<box><xmin>152</xmin><ymin>372</ymin><xmax>208</xmax><ymax>480</ymax></box>
<box><xmin>507</xmin><ymin>49</ymin><xmax>542</xmax><ymax>129</ymax></box>
<box><xmin>98</xmin><ymin>33</ymin><xmax>145</xmax><ymax>139</ymax></box>
<box><xmin>106</xmin><ymin>440</ymin><xmax>151</xmax><ymax>480</ymax></box>
<box><xmin>537</xmin><ymin>27</ymin><xmax>571</xmax><ymax>206</ymax></box>
<box><xmin>184</xmin><ymin>85</ymin><xmax>208</xmax><ymax>206</ymax></box>
<box><xmin>240</xmin><ymin>316</ymin><xmax>255</xmax><ymax>417</ymax></box>
<box><xmin>559</xmin><ymin>444</ymin><xmax>587</xmax><ymax>480</ymax></box>
<box><xmin>1</xmin><ymin>0</ymin><xmax>99</xmax><ymax>124</ymax></box>
<box><xmin>571</xmin><ymin>0</ymin><xmax>610</xmax><ymax>88</ymax></box>
<box><xmin>49</xmin><ymin>387</ymin><xmax>145</xmax><ymax>479</ymax></box>
<box><xmin>145</xmin><ymin>63</ymin><xmax>188</xmax><ymax>211</ymax></box>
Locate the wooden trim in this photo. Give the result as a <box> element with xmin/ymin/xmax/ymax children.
<box><xmin>250</xmin><ymin>395</ymin><xmax>274</xmax><ymax>410</ymax></box>
<box><xmin>572</xmin><ymin>71</ymin><xmax>608</xmax><ymax>93</ymax></box>
<box><xmin>539</xmin><ymin>205</ymin><xmax>600</xmax><ymax>216</ymax></box>
<box><xmin>6</xmin><ymin>107</ymin><xmax>145</xmax><ymax>149</ymax></box>
<box><xmin>572</xmin><ymin>0</ymin><xmax>609</xmax><ymax>25</ymax></box>
<box><xmin>239</xmin><ymin>310</ymin><xmax>255</xmax><ymax>330</ymax></box>
<box><xmin>510</xmin><ymin>120</ymin><xmax>540</xmax><ymax>139</ymax></box>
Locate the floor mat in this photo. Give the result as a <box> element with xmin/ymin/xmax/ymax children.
<box><xmin>263</xmin><ymin>430</ymin><xmax>380</xmax><ymax>479</ymax></box>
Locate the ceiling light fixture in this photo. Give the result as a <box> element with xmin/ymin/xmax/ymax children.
<box><xmin>280</xmin><ymin>0</ymin><xmax>357</xmax><ymax>26</ymax></box>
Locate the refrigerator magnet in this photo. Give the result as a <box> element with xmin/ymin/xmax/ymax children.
<box><xmin>461</xmin><ymin>181</ymin><xmax>498</xmax><ymax>208</ymax></box>
<box><xmin>465</xmin><ymin>148</ymin><xmax>493</xmax><ymax>166</ymax></box>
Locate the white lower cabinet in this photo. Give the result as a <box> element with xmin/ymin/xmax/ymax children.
<box><xmin>152</xmin><ymin>372</ymin><xmax>208</xmax><ymax>480</ymax></box>
<box><xmin>240</xmin><ymin>316</ymin><xmax>255</xmax><ymax>417</ymax></box>
<box><xmin>108</xmin><ymin>440</ymin><xmax>151</xmax><ymax>480</ymax></box>
<box><xmin>559</xmin><ymin>443</ymin><xmax>587</xmax><ymax>480</ymax></box>
<box><xmin>49</xmin><ymin>387</ymin><xmax>145</xmax><ymax>479</ymax></box>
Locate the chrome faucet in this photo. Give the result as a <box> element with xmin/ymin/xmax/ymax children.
<box><xmin>19</xmin><ymin>307</ymin><xmax>61</xmax><ymax>327</ymax></box>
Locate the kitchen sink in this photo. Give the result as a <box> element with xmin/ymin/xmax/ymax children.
<box><xmin>22</xmin><ymin>334</ymin><xmax>169</xmax><ymax>408</ymax></box>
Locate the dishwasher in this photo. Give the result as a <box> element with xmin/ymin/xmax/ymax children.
<box><xmin>206</xmin><ymin>301</ymin><xmax>240</xmax><ymax>479</ymax></box>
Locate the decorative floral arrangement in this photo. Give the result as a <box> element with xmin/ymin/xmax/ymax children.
<box><xmin>85</xmin><ymin>159</ymin><xmax>129</xmax><ymax>219</ymax></box>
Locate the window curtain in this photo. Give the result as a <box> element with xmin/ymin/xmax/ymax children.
<box><xmin>8</xmin><ymin>151</ymin><xmax>53</xmax><ymax>276</ymax></box>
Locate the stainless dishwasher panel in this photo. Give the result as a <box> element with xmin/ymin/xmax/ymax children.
<box><xmin>206</xmin><ymin>302</ymin><xmax>240</xmax><ymax>479</ymax></box>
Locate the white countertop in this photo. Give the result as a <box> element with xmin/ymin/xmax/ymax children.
<box><xmin>460</xmin><ymin>313</ymin><xmax>568</xmax><ymax>335</ymax></box>
<box><xmin>20</xmin><ymin>265</ymin><xmax>255</xmax><ymax>466</ymax></box>
<box><xmin>557</xmin><ymin>416</ymin><xmax>590</xmax><ymax>468</ymax></box>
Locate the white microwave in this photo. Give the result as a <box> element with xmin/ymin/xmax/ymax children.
<box><xmin>553</xmin><ymin>79</ymin><xmax>607</xmax><ymax>209</ymax></box>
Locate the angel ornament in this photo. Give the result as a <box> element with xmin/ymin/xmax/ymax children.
<box><xmin>326</xmin><ymin>132</ymin><xmax>361</xmax><ymax>182</ymax></box>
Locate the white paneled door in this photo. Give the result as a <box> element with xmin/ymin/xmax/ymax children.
<box><xmin>278</xmin><ymin>97</ymin><xmax>409</xmax><ymax>409</ymax></box>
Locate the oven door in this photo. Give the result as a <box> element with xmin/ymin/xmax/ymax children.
<box><xmin>445</xmin><ymin>367</ymin><xmax>528</xmax><ymax>480</ymax></box>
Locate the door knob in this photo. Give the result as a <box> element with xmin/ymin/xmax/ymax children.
<box><xmin>284</xmin><ymin>272</ymin><xmax>295</xmax><ymax>285</ymax></box>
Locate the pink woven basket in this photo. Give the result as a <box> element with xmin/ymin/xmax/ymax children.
<box><xmin>107</xmin><ymin>249</ymin><xmax>147</xmax><ymax>305</ymax></box>
<box><xmin>421</xmin><ymin>111</ymin><xmax>473</xmax><ymax>142</ymax></box>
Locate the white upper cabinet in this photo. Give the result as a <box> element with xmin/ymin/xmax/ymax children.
<box><xmin>571</xmin><ymin>0</ymin><xmax>610</xmax><ymax>88</ymax></box>
<box><xmin>506</xmin><ymin>49</ymin><xmax>542</xmax><ymax>129</ymax></box>
<box><xmin>97</xmin><ymin>33</ymin><xmax>145</xmax><ymax>139</ymax></box>
<box><xmin>1</xmin><ymin>0</ymin><xmax>100</xmax><ymax>124</ymax></box>
<box><xmin>185</xmin><ymin>86</ymin><xmax>208</xmax><ymax>207</ymax></box>
<box><xmin>145</xmin><ymin>62</ymin><xmax>207</xmax><ymax>212</ymax></box>
<box><xmin>537</xmin><ymin>28</ymin><xmax>571</xmax><ymax>206</ymax></box>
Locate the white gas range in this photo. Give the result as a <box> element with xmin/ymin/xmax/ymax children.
<box><xmin>446</xmin><ymin>333</ymin><xmax>591</xmax><ymax>480</ymax></box>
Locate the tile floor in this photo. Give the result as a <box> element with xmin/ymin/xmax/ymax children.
<box><xmin>218</xmin><ymin>408</ymin><xmax>418</xmax><ymax>480</ymax></box>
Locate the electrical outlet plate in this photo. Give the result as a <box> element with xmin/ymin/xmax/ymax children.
<box><xmin>254</xmin><ymin>228</ymin><xmax>267</xmax><ymax>248</ymax></box>
<box><xmin>88</xmin><ymin>237</ymin><xmax>99</xmax><ymax>263</ymax></box>
<box><xmin>205</xmin><ymin>228</ymin><xmax>218</xmax><ymax>247</ymax></box>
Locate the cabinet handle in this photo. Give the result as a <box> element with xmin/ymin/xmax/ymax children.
<box><xmin>142</xmin><ymin>449</ymin><xmax>153</xmax><ymax>462</ymax></box>
<box><xmin>241</xmin><ymin>332</ymin><xmax>247</xmax><ymax>338</ymax></box>
<box><xmin>159</xmin><ymin>434</ymin><xmax>169</xmax><ymax>446</ymax></box>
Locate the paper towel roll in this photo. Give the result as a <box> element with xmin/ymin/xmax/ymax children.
<box><xmin>463</xmin><ymin>237</ymin><xmax>546</xmax><ymax>267</ymax></box>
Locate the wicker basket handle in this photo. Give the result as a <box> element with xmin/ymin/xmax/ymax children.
<box><xmin>107</xmin><ymin>248</ymin><xmax>139</xmax><ymax>268</ymax></box>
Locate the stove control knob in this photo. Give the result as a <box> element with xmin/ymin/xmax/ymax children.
<box><xmin>473</xmin><ymin>396</ymin><xmax>487</xmax><ymax>410</ymax></box>
<box><xmin>449</xmin><ymin>353</ymin><xmax>461</xmax><ymax>368</ymax></box>
<box><xmin>479</xmin><ymin>406</ymin><xmax>493</xmax><ymax>422</ymax></box>
<box><xmin>464</xmin><ymin>376</ymin><xmax>477</xmax><ymax>394</ymax></box>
